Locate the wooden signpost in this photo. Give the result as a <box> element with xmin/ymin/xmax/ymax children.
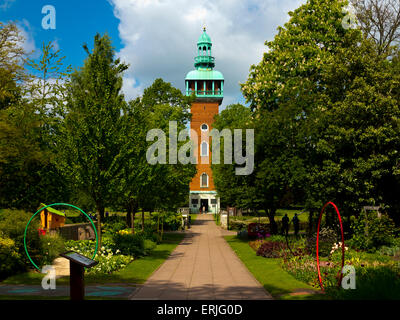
<box><xmin>60</xmin><ymin>251</ymin><xmax>98</xmax><ymax>300</ymax></box>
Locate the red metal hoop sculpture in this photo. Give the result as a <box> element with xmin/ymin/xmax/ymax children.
<box><xmin>316</xmin><ymin>201</ymin><xmax>345</xmax><ymax>291</ymax></box>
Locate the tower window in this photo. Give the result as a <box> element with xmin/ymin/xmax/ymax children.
<box><xmin>201</xmin><ymin>141</ymin><xmax>208</xmax><ymax>157</ymax></box>
<box><xmin>201</xmin><ymin>173</ymin><xmax>208</xmax><ymax>188</ymax></box>
<box><xmin>201</xmin><ymin>123</ymin><xmax>208</xmax><ymax>131</ymax></box>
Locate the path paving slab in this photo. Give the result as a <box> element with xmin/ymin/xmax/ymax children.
<box><xmin>130</xmin><ymin>214</ymin><xmax>273</xmax><ymax>300</ymax></box>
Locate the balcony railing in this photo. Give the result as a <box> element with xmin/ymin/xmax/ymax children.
<box><xmin>186</xmin><ymin>89</ymin><xmax>223</xmax><ymax>97</ymax></box>
<box><xmin>194</xmin><ymin>56</ymin><xmax>215</xmax><ymax>64</ymax></box>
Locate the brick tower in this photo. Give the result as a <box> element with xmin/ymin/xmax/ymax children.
<box><xmin>185</xmin><ymin>28</ymin><xmax>224</xmax><ymax>214</ymax></box>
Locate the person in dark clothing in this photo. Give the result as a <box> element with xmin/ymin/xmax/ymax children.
<box><xmin>292</xmin><ymin>213</ymin><xmax>300</xmax><ymax>236</ymax></box>
<box><xmin>281</xmin><ymin>214</ymin><xmax>289</xmax><ymax>236</ymax></box>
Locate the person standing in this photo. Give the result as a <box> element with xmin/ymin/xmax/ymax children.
<box><xmin>281</xmin><ymin>214</ymin><xmax>289</xmax><ymax>236</ymax></box>
<box><xmin>292</xmin><ymin>213</ymin><xmax>300</xmax><ymax>236</ymax></box>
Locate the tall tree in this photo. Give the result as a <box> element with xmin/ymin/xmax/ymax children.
<box><xmin>351</xmin><ymin>0</ymin><xmax>400</xmax><ymax>54</ymax></box>
<box><xmin>310</xmin><ymin>36</ymin><xmax>400</xmax><ymax>226</ymax></box>
<box><xmin>0</xmin><ymin>22</ymin><xmax>25</xmax><ymax>110</ymax></box>
<box><xmin>0</xmin><ymin>28</ymin><xmax>69</xmax><ymax>210</ymax></box>
<box><xmin>114</xmin><ymin>78</ymin><xmax>195</xmax><ymax>227</ymax></box>
<box><xmin>61</xmin><ymin>33</ymin><xmax>129</xmax><ymax>246</ymax></box>
<box><xmin>212</xmin><ymin>104</ymin><xmax>256</xmax><ymax>210</ymax></box>
<box><xmin>241</xmin><ymin>0</ymin><xmax>359</xmax><ymax>232</ymax></box>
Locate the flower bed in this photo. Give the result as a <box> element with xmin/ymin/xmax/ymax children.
<box><xmin>65</xmin><ymin>240</ymin><xmax>133</xmax><ymax>274</ymax></box>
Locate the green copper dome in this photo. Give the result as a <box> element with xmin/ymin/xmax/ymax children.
<box><xmin>185</xmin><ymin>69</ymin><xmax>224</xmax><ymax>81</ymax></box>
<box><xmin>197</xmin><ymin>28</ymin><xmax>212</xmax><ymax>45</ymax></box>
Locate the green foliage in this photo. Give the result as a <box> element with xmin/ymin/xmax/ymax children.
<box><xmin>0</xmin><ymin>234</ymin><xmax>24</xmax><ymax>280</ymax></box>
<box><xmin>212</xmin><ymin>104</ymin><xmax>255</xmax><ymax>209</ymax></box>
<box><xmin>60</xmin><ymin>33</ymin><xmax>130</xmax><ymax>243</ymax></box>
<box><xmin>0</xmin><ymin>22</ymin><xmax>25</xmax><ymax>110</ymax></box>
<box><xmin>111</xmin><ymin>232</ymin><xmax>151</xmax><ymax>257</ymax></box>
<box><xmin>160</xmin><ymin>212</ymin><xmax>183</xmax><ymax>231</ymax></box>
<box><xmin>0</xmin><ymin>209</ymin><xmax>66</xmax><ymax>275</ymax></box>
<box><xmin>0</xmin><ymin>36</ymin><xmax>70</xmax><ymax>211</ymax></box>
<box><xmin>102</xmin><ymin>217</ymin><xmax>127</xmax><ymax>235</ymax></box>
<box><xmin>39</xmin><ymin>234</ymin><xmax>65</xmax><ymax>266</ymax></box>
<box><xmin>0</xmin><ymin>209</ymin><xmax>41</xmax><ymax>266</ymax></box>
<box><xmin>306</xmin><ymin>227</ymin><xmax>337</xmax><ymax>257</ymax></box>
<box><xmin>377</xmin><ymin>245</ymin><xmax>400</xmax><ymax>258</ymax></box>
<box><xmin>65</xmin><ymin>240</ymin><xmax>133</xmax><ymax>274</ymax></box>
<box><xmin>326</xmin><ymin>266</ymin><xmax>400</xmax><ymax>300</ymax></box>
<box><xmin>237</xmin><ymin>0</ymin><xmax>400</xmax><ymax>234</ymax></box>
<box><xmin>351</xmin><ymin>210</ymin><xmax>396</xmax><ymax>250</ymax></box>
<box><xmin>256</xmin><ymin>241</ymin><xmax>286</xmax><ymax>258</ymax></box>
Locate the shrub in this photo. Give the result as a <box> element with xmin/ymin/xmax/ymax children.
<box><xmin>39</xmin><ymin>234</ymin><xmax>65</xmax><ymax>267</ymax></box>
<box><xmin>144</xmin><ymin>239</ymin><xmax>157</xmax><ymax>252</ymax></box>
<box><xmin>102</xmin><ymin>217</ymin><xmax>127</xmax><ymax>235</ymax></box>
<box><xmin>65</xmin><ymin>240</ymin><xmax>133</xmax><ymax>274</ymax></box>
<box><xmin>249</xmin><ymin>239</ymin><xmax>264</xmax><ymax>251</ymax></box>
<box><xmin>237</xmin><ymin>229</ymin><xmax>248</xmax><ymax>240</ymax></box>
<box><xmin>377</xmin><ymin>246</ymin><xmax>400</xmax><ymax>258</ymax></box>
<box><xmin>0</xmin><ymin>234</ymin><xmax>24</xmax><ymax>279</ymax></box>
<box><xmin>326</xmin><ymin>266</ymin><xmax>400</xmax><ymax>299</ymax></box>
<box><xmin>229</xmin><ymin>220</ymin><xmax>250</xmax><ymax>231</ymax></box>
<box><xmin>256</xmin><ymin>241</ymin><xmax>286</xmax><ymax>258</ymax></box>
<box><xmin>158</xmin><ymin>212</ymin><xmax>183</xmax><ymax>231</ymax></box>
<box><xmin>351</xmin><ymin>211</ymin><xmax>396</xmax><ymax>251</ymax></box>
<box><xmin>306</xmin><ymin>227</ymin><xmax>337</xmax><ymax>257</ymax></box>
<box><xmin>111</xmin><ymin>232</ymin><xmax>156</xmax><ymax>257</ymax></box>
<box><xmin>0</xmin><ymin>209</ymin><xmax>42</xmax><ymax>268</ymax></box>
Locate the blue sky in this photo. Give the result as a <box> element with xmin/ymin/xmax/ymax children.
<box><xmin>0</xmin><ymin>0</ymin><xmax>306</xmax><ymax>108</ymax></box>
<box><xmin>0</xmin><ymin>0</ymin><xmax>121</xmax><ymax>69</ymax></box>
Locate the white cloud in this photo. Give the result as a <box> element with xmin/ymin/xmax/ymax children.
<box><xmin>109</xmin><ymin>0</ymin><xmax>305</xmax><ymax>108</ymax></box>
<box><xmin>0</xmin><ymin>0</ymin><xmax>16</xmax><ymax>11</ymax></box>
<box><xmin>17</xmin><ymin>19</ymin><xmax>39</xmax><ymax>57</ymax></box>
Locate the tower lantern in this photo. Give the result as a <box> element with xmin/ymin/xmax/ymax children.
<box><xmin>185</xmin><ymin>27</ymin><xmax>224</xmax><ymax>101</ymax></box>
<box><xmin>185</xmin><ymin>28</ymin><xmax>224</xmax><ymax>214</ymax></box>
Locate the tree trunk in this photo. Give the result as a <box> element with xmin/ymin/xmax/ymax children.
<box><xmin>161</xmin><ymin>213</ymin><xmax>164</xmax><ymax>241</ymax></box>
<box><xmin>99</xmin><ymin>206</ymin><xmax>105</xmax><ymax>220</ymax></box>
<box><xmin>266</xmin><ymin>208</ymin><xmax>278</xmax><ymax>234</ymax></box>
<box><xmin>131</xmin><ymin>210</ymin><xmax>135</xmax><ymax>234</ymax></box>
<box><xmin>141</xmin><ymin>210</ymin><xmax>145</xmax><ymax>232</ymax></box>
<box><xmin>96</xmin><ymin>205</ymin><xmax>103</xmax><ymax>249</ymax></box>
<box><xmin>308</xmin><ymin>210</ymin><xmax>314</xmax><ymax>236</ymax></box>
<box><xmin>126</xmin><ymin>210</ymin><xmax>132</xmax><ymax>228</ymax></box>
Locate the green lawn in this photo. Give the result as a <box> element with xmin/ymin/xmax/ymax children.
<box><xmin>2</xmin><ymin>233</ymin><xmax>185</xmax><ymax>286</ymax></box>
<box><xmin>225</xmin><ymin>235</ymin><xmax>326</xmax><ymax>300</ymax></box>
<box><xmin>230</xmin><ymin>209</ymin><xmax>308</xmax><ymax>224</ymax></box>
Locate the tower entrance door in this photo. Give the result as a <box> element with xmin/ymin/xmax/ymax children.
<box><xmin>200</xmin><ymin>199</ymin><xmax>209</xmax><ymax>213</ymax></box>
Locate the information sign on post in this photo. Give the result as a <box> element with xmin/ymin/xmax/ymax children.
<box><xmin>60</xmin><ymin>251</ymin><xmax>98</xmax><ymax>300</ymax></box>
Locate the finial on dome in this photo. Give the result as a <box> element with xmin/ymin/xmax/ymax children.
<box><xmin>203</xmin><ymin>26</ymin><xmax>206</xmax><ymax>32</ymax></box>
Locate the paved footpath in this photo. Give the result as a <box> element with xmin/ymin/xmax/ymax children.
<box><xmin>130</xmin><ymin>214</ymin><xmax>273</xmax><ymax>300</ymax></box>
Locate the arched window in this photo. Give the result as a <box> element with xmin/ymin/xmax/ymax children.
<box><xmin>201</xmin><ymin>173</ymin><xmax>208</xmax><ymax>188</ymax></box>
<box><xmin>201</xmin><ymin>123</ymin><xmax>208</xmax><ymax>132</ymax></box>
<box><xmin>201</xmin><ymin>141</ymin><xmax>208</xmax><ymax>157</ymax></box>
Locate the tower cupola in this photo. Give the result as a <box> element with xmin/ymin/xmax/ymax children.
<box><xmin>185</xmin><ymin>28</ymin><xmax>224</xmax><ymax>103</ymax></box>
<box><xmin>195</xmin><ymin>27</ymin><xmax>215</xmax><ymax>69</ymax></box>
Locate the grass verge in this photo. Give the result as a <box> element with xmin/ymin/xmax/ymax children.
<box><xmin>225</xmin><ymin>235</ymin><xmax>326</xmax><ymax>300</ymax></box>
